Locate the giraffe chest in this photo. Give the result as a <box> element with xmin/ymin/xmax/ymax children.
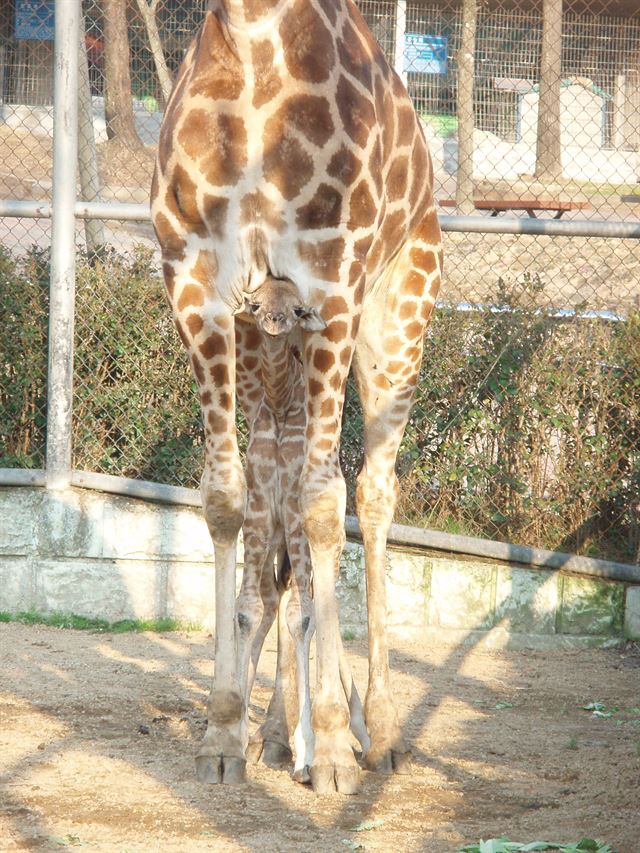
<box><xmin>181</xmin><ymin>171</ymin><xmax>351</xmax><ymax>312</ymax></box>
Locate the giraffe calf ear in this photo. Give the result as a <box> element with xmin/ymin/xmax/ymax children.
<box><xmin>295</xmin><ymin>306</ymin><xmax>326</xmax><ymax>332</ymax></box>
<box><xmin>242</xmin><ymin>297</ymin><xmax>260</xmax><ymax>315</ymax></box>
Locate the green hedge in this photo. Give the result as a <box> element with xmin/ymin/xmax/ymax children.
<box><xmin>0</xmin><ymin>246</ymin><xmax>49</xmax><ymax>468</ymax></box>
<box><xmin>2</xmin><ymin>248</ymin><xmax>638</xmax><ymax>563</ymax></box>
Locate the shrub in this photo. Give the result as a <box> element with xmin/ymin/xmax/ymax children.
<box><xmin>1</xmin><ymin>247</ymin><xmax>638</xmax><ymax>562</ymax></box>
<box><xmin>0</xmin><ymin>246</ymin><xmax>49</xmax><ymax>468</ymax></box>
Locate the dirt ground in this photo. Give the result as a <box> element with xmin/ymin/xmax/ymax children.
<box><xmin>1</xmin><ymin>623</ymin><xmax>639</xmax><ymax>853</ymax></box>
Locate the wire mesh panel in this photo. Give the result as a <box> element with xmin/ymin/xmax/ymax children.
<box><xmin>0</xmin><ymin>0</ymin><xmax>638</xmax><ymax>563</ymax></box>
<box><xmin>0</xmin><ymin>3</ymin><xmax>54</xmax><ymax>470</ymax></box>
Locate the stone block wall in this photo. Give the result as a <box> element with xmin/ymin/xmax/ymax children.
<box><xmin>0</xmin><ymin>486</ymin><xmax>637</xmax><ymax>644</ymax></box>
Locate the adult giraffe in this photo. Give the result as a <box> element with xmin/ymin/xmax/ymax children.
<box><xmin>151</xmin><ymin>0</ymin><xmax>442</xmax><ymax>794</ymax></box>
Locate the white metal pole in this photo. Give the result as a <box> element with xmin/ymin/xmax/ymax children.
<box><xmin>46</xmin><ymin>0</ymin><xmax>80</xmax><ymax>490</ymax></box>
<box><xmin>393</xmin><ymin>0</ymin><xmax>407</xmax><ymax>85</ymax></box>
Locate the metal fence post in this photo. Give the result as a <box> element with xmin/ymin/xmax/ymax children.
<box><xmin>46</xmin><ymin>0</ymin><xmax>80</xmax><ymax>490</ymax></box>
<box><xmin>393</xmin><ymin>0</ymin><xmax>407</xmax><ymax>85</ymax></box>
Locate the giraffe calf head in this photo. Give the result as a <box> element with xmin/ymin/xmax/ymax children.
<box><xmin>245</xmin><ymin>278</ymin><xmax>326</xmax><ymax>337</ymax></box>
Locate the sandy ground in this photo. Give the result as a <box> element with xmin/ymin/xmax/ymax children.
<box><xmin>1</xmin><ymin>622</ymin><xmax>639</xmax><ymax>853</ymax></box>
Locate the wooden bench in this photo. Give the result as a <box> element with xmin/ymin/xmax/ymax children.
<box><xmin>438</xmin><ymin>197</ymin><xmax>590</xmax><ymax>219</ymax></box>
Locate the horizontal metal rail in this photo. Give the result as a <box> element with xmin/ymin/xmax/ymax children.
<box><xmin>2</xmin><ymin>199</ymin><xmax>640</xmax><ymax>239</ymax></box>
<box><xmin>2</xmin><ymin>468</ymin><xmax>637</xmax><ymax>584</ymax></box>
<box><xmin>0</xmin><ymin>469</ymin><xmax>46</xmax><ymax>487</ymax></box>
<box><xmin>0</xmin><ymin>200</ymin><xmax>151</xmax><ymax>221</ymax></box>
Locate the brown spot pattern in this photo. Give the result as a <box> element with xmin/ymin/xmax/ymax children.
<box><xmin>395</xmin><ymin>104</ymin><xmax>415</xmax><ymax>147</ymax></box>
<box><xmin>177</xmin><ymin>284</ymin><xmax>204</xmax><ymax>312</ymax></box>
<box><xmin>188</xmin><ymin>14</ymin><xmax>244</xmax><ymax>101</ymax></box>
<box><xmin>263</xmin><ymin>136</ymin><xmax>313</xmax><ymax>201</ymax></box>
<box><xmin>203</xmin><ymin>195</ymin><xmax>229</xmax><ymax>238</ymax></box>
<box><xmin>251</xmin><ymin>40</ymin><xmax>282</xmax><ymax>108</ymax></box>
<box><xmin>190</xmin><ymin>249</ymin><xmax>217</xmax><ymax>287</ymax></box>
<box><xmin>321</xmin><ymin>321</ymin><xmax>348</xmax><ymax>343</ymax></box>
<box><xmin>410</xmin><ymin>247</ymin><xmax>438</xmax><ymax>275</ymax></box>
<box><xmin>337</xmin><ymin>21</ymin><xmax>372</xmax><ymax>88</ymax></box>
<box><xmin>297</xmin><ymin>238</ymin><xmax>345</xmax><ymax>282</ymax></box>
<box><xmin>313</xmin><ymin>348</ymin><xmax>336</xmax><ymax>373</ymax></box>
<box><xmin>154</xmin><ymin>212</ymin><xmax>186</xmax><ymax>261</ymax></box>
<box><xmin>296</xmin><ymin>183</ymin><xmax>343</xmax><ymax>230</ymax></box>
<box><xmin>327</xmin><ymin>145</ymin><xmax>362</xmax><ymax>186</ymax></box>
<box><xmin>178</xmin><ymin>111</ymin><xmax>247</xmax><ymax>186</ymax></box>
<box><xmin>199</xmin><ymin>333</ymin><xmax>227</xmax><ymax>360</ymax></box>
<box><xmin>210</xmin><ymin>363</ymin><xmax>230</xmax><ymax>386</ymax></box>
<box><xmin>280</xmin><ymin>0</ymin><xmax>335</xmax><ymax>83</ymax></box>
<box><xmin>323</xmin><ymin>295</ymin><xmax>349</xmax><ymax>317</ymax></box>
<box><xmin>348</xmin><ymin>180</ymin><xmax>377</xmax><ymax>229</ymax></box>
<box><xmin>387</xmin><ymin>155</ymin><xmax>409</xmax><ymax>201</ymax></box>
<box><xmin>336</xmin><ymin>76</ymin><xmax>376</xmax><ymax>148</ymax></box>
<box><xmin>186</xmin><ymin>314</ymin><xmax>204</xmax><ymax>337</ymax></box>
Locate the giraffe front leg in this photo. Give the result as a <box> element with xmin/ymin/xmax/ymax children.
<box><xmin>158</xmin><ymin>253</ymin><xmax>248</xmax><ymax>784</ymax></box>
<box><xmin>197</xmin><ymin>381</ymin><xmax>247</xmax><ymax>785</ymax></box>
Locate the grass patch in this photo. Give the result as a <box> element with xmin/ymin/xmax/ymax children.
<box><xmin>420</xmin><ymin>112</ymin><xmax>458</xmax><ymax>137</ymax></box>
<box><xmin>0</xmin><ymin>610</ymin><xmax>201</xmax><ymax>633</ymax></box>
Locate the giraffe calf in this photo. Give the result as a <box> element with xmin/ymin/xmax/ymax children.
<box><xmin>233</xmin><ymin>277</ymin><xmax>369</xmax><ymax>784</ymax></box>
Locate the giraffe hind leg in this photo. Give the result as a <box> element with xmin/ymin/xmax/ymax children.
<box><xmin>353</xmin><ymin>224</ymin><xmax>441</xmax><ymax>775</ymax></box>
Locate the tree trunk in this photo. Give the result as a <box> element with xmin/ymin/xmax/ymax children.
<box><xmin>535</xmin><ymin>0</ymin><xmax>563</xmax><ymax>183</ymax></box>
<box><xmin>134</xmin><ymin>0</ymin><xmax>174</xmax><ymax>106</ymax></box>
<box><xmin>78</xmin><ymin>23</ymin><xmax>105</xmax><ymax>253</ymax></box>
<box><xmin>455</xmin><ymin>0</ymin><xmax>477</xmax><ymax>214</ymax></box>
<box><xmin>103</xmin><ymin>0</ymin><xmax>142</xmax><ymax>149</ymax></box>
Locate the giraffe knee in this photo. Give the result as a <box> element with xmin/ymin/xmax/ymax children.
<box><xmin>202</xmin><ymin>477</ymin><xmax>246</xmax><ymax>547</ymax></box>
<box><xmin>300</xmin><ymin>484</ymin><xmax>345</xmax><ymax>554</ymax></box>
<box><xmin>355</xmin><ymin>469</ymin><xmax>399</xmax><ymax>531</ymax></box>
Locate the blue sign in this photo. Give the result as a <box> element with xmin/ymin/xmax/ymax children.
<box><xmin>15</xmin><ymin>0</ymin><xmax>55</xmax><ymax>41</ymax></box>
<box><xmin>404</xmin><ymin>34</ymin><xmax>448</xmax><ymax>75</ymax></box>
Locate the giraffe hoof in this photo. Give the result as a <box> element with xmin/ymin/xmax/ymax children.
<box><xmin>365</xmin><ymin>746</ymin><xmax>412</xmax><ymax>775</ymax></box>
<box><xmin>195</xmin><ymin>753</ymin><xmax>222</xmax><ymax>783</ymax></box>
<box><xmin>195</xmin><ymin>754</ymin><xmax>246</xmax><ymax>784</ymax></box>
<box><xmin>262</xmin><ymin>739</ymin><xmax>293</xmax><ymax>770</ymax></box>
<box><xmin>309</xmin><ymin>764</ymin><xmax>360</xmax><ymax>795</ymax></box>
<box><xmin>292</xmin><ymin>765</ymin><xmax>311</xmax><ymax>785</ymax></box>
<box><xmin>221</xmin><ymin>755</ymin><xmax>247</xmax><ymax>784</ymax></box>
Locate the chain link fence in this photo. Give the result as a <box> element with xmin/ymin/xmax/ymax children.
<box><xmin>1</xmin><ymin>0</ymin><xmax>639</xmax><ymax>564</ymax></box>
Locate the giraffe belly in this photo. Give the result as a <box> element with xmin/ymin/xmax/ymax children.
<box><xmin>202</xmin><ymin>224</ymin><xmax>329</xmax><ymax>314</ymax></box>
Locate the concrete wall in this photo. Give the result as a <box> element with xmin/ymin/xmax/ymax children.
<box><xmin>1</xmin><ymin>486</ymin><xmax>638</xmax><ymax>645</ymax></box>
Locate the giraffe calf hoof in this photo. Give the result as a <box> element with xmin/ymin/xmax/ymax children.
<box><xmin>261</xmin><ymin>739</ymin><xmax>293</xmax><ymax>770</ymax></box>
<box><xmin>245</xmin><ymin>738</ymin><xmax>264</xmax><ymax>765</ymax></box>
<box><xmin>391</xmin><ymin>749</ymin><xmax>412</xmax><ymax>775</ymax></box>
<box><xmin>195</xmin><ymin>754</ymin><xmax>246</xmax><ymax>785</ymax></box>
<box><xmin>309</xmin><ymin>764</ymin><xmax>360</xmax><ymax>795</ymax></box>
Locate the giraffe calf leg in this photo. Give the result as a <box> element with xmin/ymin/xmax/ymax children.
<box><xmin>247</xmin><ymin>583</ymin><xmax>298</xmax><ymax>770</ymax></box>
